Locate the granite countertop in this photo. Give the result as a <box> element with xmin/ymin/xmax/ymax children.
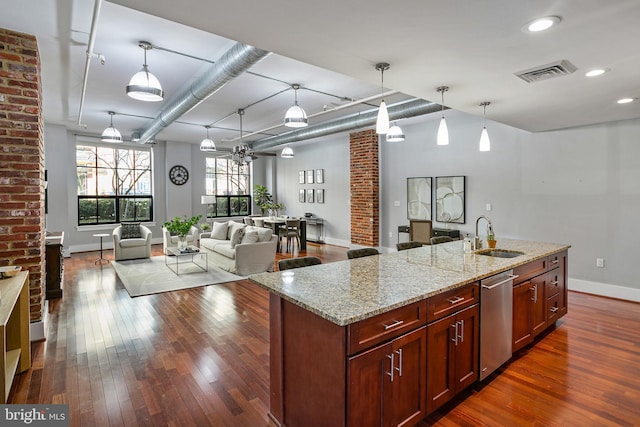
<box><xmin>249</xmin><ymin>239</ymin><xmax>570</xmax><ymax>326</ymax></box>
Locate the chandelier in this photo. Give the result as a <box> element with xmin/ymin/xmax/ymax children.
<box><xmin>231</xmin><ymin>144</ymin><xmax>256</xmax><ymax>165</ymax></box>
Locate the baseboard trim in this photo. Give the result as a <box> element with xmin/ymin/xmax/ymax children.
<box><xmin>30</xmin><ymin>301</ymin><xmax>48</xmax><ymax>341</ymax></box>
<box><xmin>568</xmin><ymin>278</ymin><xmax>640</xmax><ymax>302</ymax></box>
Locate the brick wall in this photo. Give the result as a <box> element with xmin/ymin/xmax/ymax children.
<box><xmin>0</xmin><ymin>28</ymin><xmax>45</xmax><ymax>323</ymax></box>
<box><xmin>349</xmin><ymin>129</ymin><xmax>379</xmax><ymax>246</ymax></box>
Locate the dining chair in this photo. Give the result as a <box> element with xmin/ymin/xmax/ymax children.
<box><xmin>253</xmin><ymin>218</ymin><xmax>265</xmax><ymax>227</ymax></box>
<box><xmin>278</xmin><ymin>256</ymin><xmax>322</xmax><ymax>271</ymax></box>
<box><xmin>396</xmin><ymin>241</ymin><xmax>423</xmax><ymax>251</ymax></box>
<box><xmin>430</xmin><ymin>236</ymin><xmax>454</xmax><ymax>245</ymax></box>
<box><xmin>279</xmin><ymin>218</ymin><xmax>301</xmax><ymax>252</ymax></box>
<box><xmin>243</xmin><ymin>217</ymin><xmax>254</xmax><ymax>226</ymax></box>
<box><xmin>346</xmin><ymin>247</ymin><xmax>379</xmax><ymax>259</ymax></box>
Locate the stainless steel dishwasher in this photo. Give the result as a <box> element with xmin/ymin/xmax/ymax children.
<box><xmin>480</xmin><ymin>269</ymin><xmax>517</xmax><ymax>381</ymax></box>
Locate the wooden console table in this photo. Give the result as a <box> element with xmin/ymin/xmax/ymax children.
<box><xmin>0</xmin><ymin>270</ymin><xmax>31</xmax><ymax>403</ymax></box>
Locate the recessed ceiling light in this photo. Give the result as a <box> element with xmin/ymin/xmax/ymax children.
<box><xmin>617</xmin><ymin>98</ymin><xmax>635</xmax><ymax>104</ymax></box>
<box><xmin>523</xmin><ymin>16</ymin><xmax>562</xmax><ymax>33</ymax></box>
<box><xmin>585</xmin><ymin>68</ymin><xmax>608</xmax><ymax>77</ymax></box>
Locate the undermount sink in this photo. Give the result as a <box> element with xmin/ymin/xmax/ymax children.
<box><xmin>476</xmin><ymin>249</ymin><xmax>525</xmax><ymax>258</ymax></box>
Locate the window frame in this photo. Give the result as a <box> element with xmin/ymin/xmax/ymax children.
<box><xmin>204</xmin><ymin>157</ymin><xmax>252</xmax><ymax>218</ymax></box>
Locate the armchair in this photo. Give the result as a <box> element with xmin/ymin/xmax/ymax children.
<box><xmin>162</xmin><ymin>226</ymin><xmax>199</xmax><ymax>253</ymax></box>
<box><xmin>112</xmin><ymin>224</ymin><xmax>152</xmax><ymax>261</ymax></box>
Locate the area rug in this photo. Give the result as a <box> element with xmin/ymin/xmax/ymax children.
<box><xmin>112</xmin><ymin>255</ymin><xmax>246</xmax><ymax>297</ymax></box>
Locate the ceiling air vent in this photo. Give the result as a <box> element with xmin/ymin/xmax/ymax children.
<box><xmin>515</xmin><ymin>60</ymin><xmax>577</xmax><ymax>83</ymax></box>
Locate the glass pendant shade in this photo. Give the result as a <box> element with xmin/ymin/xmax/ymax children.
<box><xmin>101</xmin><ymin>112</ymin><xmax>122</xmax><ymax>143</ymax></box>
<box><xmin>284</xmin><ymin>104</ymin><xmax>308</xmax><ymax>128</ymax></box>
<box><xmin>281</xmin><ymin>145</ymin><xmax>295</xmax><ymax>158</ymax></box>
<box><xmin>437</xmin><ymin>116</ymin><xmax>449</xmax><ymax>145</ymax></box>
<box><xmin>376</xmin><ymin>100</ymin><xmax>389</xmax><ymax>134</ymax></box>
<box><xmin>199</xmin><ymin>126</ymin><xmax>216</xmax><ymax>152</ymax></box>
<box><xmin>386</xmin><ymin>124</ymin><xmax>405</xmax><ymax>142</ymax></box>
<box><xmin>479</xmin><ymin>126</ymin><xmax>491</xmax><ymax>151</ymax></box>
<box><xmin>127</xmin><ymin>65</ymin><xmax>164</xmax><ymax>101</ymax></box>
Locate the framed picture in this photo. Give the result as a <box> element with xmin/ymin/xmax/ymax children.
<box><xmin>306</xmin><ymin>170</ymin><xmax>314</xmax><ymax>184</ymax></box>
<box><xmin>316</xmin><ymin>189</ymin><xmax>324</xmax><ymax>203</ymax></box>
<box><xmin>307</xmin><ymin>188</ymin><xmax>314</xmax><ymax>203</ymax></box>
<box><xmin>435</xmin><ymin>176</ymin><xmax>466</xmax><ymax>224</ymax></box>
<box><xmin>316</xmin><ymin>169</ymin><xmax>324</xmax><ymax>184</ymax></box>
<box><xmin>407</xmin><ymin>177</ymin><xmax>432</xmax><ymax>220</ymax></box>
<box><xmin>299</xmin><ymin>189</ymin><xmax>306</xmax><ymax>202</ymax></box>
<box><xmin>298</xmin><ymin>170</ymin><xmax>305</xmax><ymax>184</ymax></box>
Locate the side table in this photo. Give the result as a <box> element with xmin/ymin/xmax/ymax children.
<box><xmin>93</xmin><ymin>233</ymin><xmax>110</xmax><ymax>264</ymax></box>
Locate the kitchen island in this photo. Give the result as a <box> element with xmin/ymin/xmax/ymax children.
<box><xmin>249</xmin><ymin>239</ymin><xmax>570</xmax><ymax>427</ymax></box>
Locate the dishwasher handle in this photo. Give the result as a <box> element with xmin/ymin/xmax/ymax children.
<box><xmin>481</xmin><ymin>274</ymin><xmax>519</xmax><ymax>290</ymax></box>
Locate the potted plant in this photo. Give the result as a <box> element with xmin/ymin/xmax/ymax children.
<box><xmin>262</xmin><ymin>201</ymin><xmax>285</xmax><ymax>218</ymax></box>
<box><xmin>200</xmin><ymin>222</ymin><xmax>211</xmax><ymax>232</ymax></box>
<box><xmin>163</xmin><ymin>214</ymin><xmax>201</xmax><ymax>247</ymax></box>
<box><xmin>254</xmin><ymin>184</ymin><xmax>272</xmax><ymax>215</ymax></box>
<box><xmin>486</xmin><ymin>224</ymin><xmax>497</xmax><ymax>248</ymax></box>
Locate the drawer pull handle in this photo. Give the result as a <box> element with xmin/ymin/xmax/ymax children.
<box><xmin>447</xmin><ymin>296</ymin><xmax>464</xmax><ymax>304</ymax></box>
<box><xmin>549</xmin><ymin>280</ymin><xmax>558</xmax><ymax>286</ymax></box>
<box><xmin>451</xmin><ymin>323</ymin><xmax>458</xmax><ymax>345</ymax></box>
<box><xmin>383</xmin><ymin>320</ymin><xmax>404</xmax><ymax>330</ymax></box>
<box><xmin>550</xmin><ymin>306</ymin><xmax>559</xmax><ymax>313</ymax></box>
<box><xmin>386</xmin><ymin>353</ymin><xmax>395</xmax><ymax>382</ymax></box>
<box><xmin>551</xmin><ymin>259</ymin><xmax>559</xmax><ymax>264</ymax></box>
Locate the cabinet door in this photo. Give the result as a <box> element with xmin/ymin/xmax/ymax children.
<box><xmin>454</xmin><ymin>305</ymin><xmax>479</xmax><ymax>392</ymax></box>
<box><xmin>426</xmin><ymin>314</ymin><xmax>456</xmax><ymax>414</ymax></box>
<box><xmin>513</xmin><ymin>281</ymin><xmax>533</xmax><ymax>352</ymax></box>
<box><xmin>389</xmin><ymin>327</ymin><xmax>426</xmax><ymax>427</ymax></box>
<box><xmin>347</xmin><ymin>342</ymin><xmax>390</xmax><ymax>426</ymax></box>
<box><xmin>531</xmin><ymin>274</ymin><xmax>547</xmax><ymax>337</ymax></box>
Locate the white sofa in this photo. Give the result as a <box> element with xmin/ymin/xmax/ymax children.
<box><xmin>162</xmin><ymin>225</ymin><xmax>199</xmax><ymax>253</ymax></box>
<box><xmin>112</xmin><ymin>224</ymin><xmax>152</xmax><ymax>261</ymax></box>
<box><xmin>199</xmin><ymin>221</ymin><xmax>278</xmax><ymax>276</ymax></box>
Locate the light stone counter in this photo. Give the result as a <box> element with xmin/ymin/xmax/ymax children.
<box><xmin>249</xmin><ymin>238</ymin><xmax>570</xmax><ymax>326</ymax></box>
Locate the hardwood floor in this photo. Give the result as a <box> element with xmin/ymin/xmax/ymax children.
<box><xmin>10</xmin><ymin>243</ymin><xmax>640</xmax><ymax>426</ymax></box>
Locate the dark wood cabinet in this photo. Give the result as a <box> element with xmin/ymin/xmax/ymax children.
<box><xmin>348</xmin><ymin>327</ymin><xmax>426</xmax><ymax>427</ymax></box>
<box><xmin>513</xmin><ymin>250</ymin><xmax>568</xmax><ymax>353</ymax></box>
<box><xmin>45</xmin><ymin>232</ymin><xmax>64</xmax><ymax>299</ymax></box>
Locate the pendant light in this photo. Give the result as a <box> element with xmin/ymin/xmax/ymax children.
<box><xmin>281</xmin><ymin>145</ymin><xmax>295</xmax><ymax>158</ymax></box>
<box><xmin>436</xmin><ymin>86</ymin><xmax>449</xmax><ymax>145</ymax></box>
<box><xmin>199</xmin><ymin>126</ymin><xmax>216</xmax><ymax>152</ymax></box>
<box><xmin>479</xmin><ymin>102</ymin><xmax>491</xmax><ymax>152</ymax></box>
<box><xmin>101</xmin><ymin>111</ymin><xmax>122</xmax><ymax>143</ymax></box>
<box><xmin>126</xmin><ymin>41</ymin><xmax>164</xmax><ymax>102</ymax></box>
<box><xmin>284</xmin><ymin>84</ymin><xmax>308</xmax><ymax>128</ymax></box>
<box><xmin>386</xmin><ymin>123</ymin><xmax>405</xmax><ymax>142</ymax></box>
<box><xmin>375</xmin><ymin>62</ymin><xmax>390</xmax><ymax>134</ymax></box>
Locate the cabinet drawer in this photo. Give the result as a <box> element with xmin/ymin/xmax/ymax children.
<box><xmin>548</xmin><ymin>252</ymin><xmax>563</xmax><ymax>270</ymax></box>
<box><xmin>546</xmin><ymin>271</ymin><xmax>560</xmax><ymax>297</ymax></box>
<box><xmin>347</xmin><ymin>300</ymin><xmax>426</xmax><ymax>355</ymax></box>
<box><xmin>427</xmin><ymin>282</ymin><xmax>479</xmax><ymax>323</ymax></box>
<box><xmin>546</xmin><ymin>293</ymin><xmax>561</xmax><ymax>324</ymax></box>
<box><xmin>513</xmin><ymin>258</ymin><xmax>547</xmax><ymax>284</ymax></box>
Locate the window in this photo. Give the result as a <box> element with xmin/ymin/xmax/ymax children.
<box><xmin>204</xmin><ymin>158</ymin><xmax>251</xmax><ymax>218</ymax></box>
<box><xmin>76</xmin><ymin>144</ymin><xmax>153</xmax><ymax>225</ymax></box>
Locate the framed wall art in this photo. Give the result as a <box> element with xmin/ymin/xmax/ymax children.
<box><xmin>316</xmin><ymin>189</ymin><xmax>324</xmax><ymax>203</ymax></box>
<box><xmin>435</xmin><ymin>176</ymin><xmax>466</xmax><ymax>224</ymax></box>
<box><xmin>407</xmin><ymin>177</ymin><xmax>432</xmax><ymax>220</ymax></box>
<box><xmin>306</xmin><ymin>170</ymin><xmax>314</xmax><ymax>184</ymax></box>
<box><xmin>306</xmin><ymin>188</ymin><xmax>314</xmax><ymax>203</ymax></box>
<box><xmin>316</xmin><ymin>169</ymin><xmax>324</xmax><ymax>184</ymax></box>
<box><xmin>299</xmin><ymin>189</ymin><xmax>306</xmax><ymax>203</ymax></box>
<box><xmin>298</xmin><ymin>170</ymin><xmax>305</xmax><ymax>184</ymax></box>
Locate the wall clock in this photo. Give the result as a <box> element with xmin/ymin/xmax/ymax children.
<box><xmin>169</xmin><ymin>165</ymin><xmax>189</xmax><ymax>185</ymax></box>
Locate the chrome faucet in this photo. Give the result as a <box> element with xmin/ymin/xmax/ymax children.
<box><xmin>475</xmin><ymin>215</ymin><xmax>493</xmax><ymax>250</ymax></box>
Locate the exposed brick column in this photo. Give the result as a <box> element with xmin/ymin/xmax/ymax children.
<box><xmin>349</xmin><ymin>129</ymin><xmax>379</xmax><ymax>246</ymax></box>
<box><xmin>0</xmin><ymin>28</ymin><xmax>45</xmax><ymax>323</ymax></box>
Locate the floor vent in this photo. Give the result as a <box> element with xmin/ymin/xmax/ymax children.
<box><xmin>515</xmin><ymin>60</ymin><xmax>577</xmax><ymax>83</ymax></box>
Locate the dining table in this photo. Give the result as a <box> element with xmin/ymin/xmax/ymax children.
<box><xmin>253</xmin><ymin>217</ymin><xmax>307</xmax><ymax>251</ymax></box>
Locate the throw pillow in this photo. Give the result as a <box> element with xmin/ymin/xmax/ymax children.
<box><xmin>241</xmin><ymin>230</ymin><xmax>259</xmax><ymax>244</ymax></box>
<box><xmin>211</xmin><ymin>221</ymin><xmax>229</xmax><ymax>240</ymax></box>
<box><xmin>246</xmin><ymin>226</ymin><xmax>272</xmax><ymax>242</ymax></box>
<box><xmin>230</xmin><ymin>227</ymin><xmax>245</xmax><ymax>248</ymax></box>
<box><xmin>227</xmin><ymin>221</ymin><xmax>246</xmax><ymax>240</ymax></box>
<box><xmin>120</xmin><ymin>222</ymin><xmax>141</xmax><ymax>239</ymax></box>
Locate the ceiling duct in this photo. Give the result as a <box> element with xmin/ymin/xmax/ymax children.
<box><xmin>514</xmin><ymin>59</ymin><xmax>577</xmax><ymax>83</ymax></box>
<box><xmin>251</xmin><ymin>98</ymin><xmax>443</xmax><ymax>150</ymax></box>
<box><xmin>136</xmin><ymin>42</ymin><xmax>269</xmax><ymax>144</ymax></box>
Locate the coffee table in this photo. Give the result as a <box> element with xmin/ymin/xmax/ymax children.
<box><xmin>164</xmin><ymin>246</ymin><xmax>208</xmax><ymax>275</ymax></box>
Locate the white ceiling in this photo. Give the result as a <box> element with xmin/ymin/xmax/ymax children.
<box><xmin>1</xmin><ymin>0</ymin><xmax>639</xmax><ymax>151</ymax></box>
